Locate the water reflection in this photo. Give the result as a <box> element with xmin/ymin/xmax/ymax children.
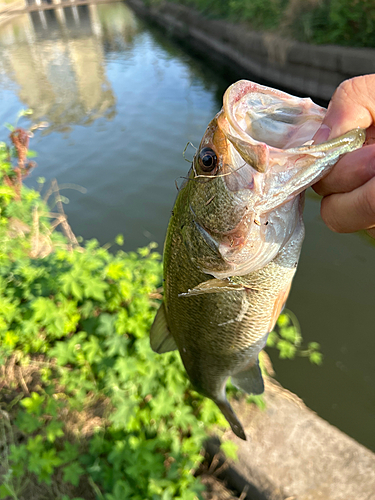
<box><xmin>0</xmin><ymin>1</ymin><xmax>225</xmax><ymax>250</ymax></box>
<box><xmin>0</xmin><ymin>3</ymin><xmax>140</xmax><ymax>131</ymax></box>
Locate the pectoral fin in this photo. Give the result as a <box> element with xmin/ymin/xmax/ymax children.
<box><xmin>231</xmin><ymin>359</ymin><xmax>264</xmax><ymax>395</ymax></box>
<box><xmin>150</xmin><ymin>302</ymin><xmax>177</xmax><ymax>353</ymax></box>
<box><xmin>178</xmin><ymin>278</ymin><xmax>244</xmax><ymax>297</ymax></box>
<box><xmin>268</xmin><ymin>282</ymin><xmax>292</xmax><ymax>332</ymax></box>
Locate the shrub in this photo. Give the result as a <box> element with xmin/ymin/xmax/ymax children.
<box><xmin>157</xmin><ymin>0</ymin><xmax>375</xmax><ymax>48</ymax></box>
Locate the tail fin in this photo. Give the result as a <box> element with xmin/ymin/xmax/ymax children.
<box><xmin>216</xmin><ymin>399</ymin><xmax>246</xmax><ymax>441</ymax></box>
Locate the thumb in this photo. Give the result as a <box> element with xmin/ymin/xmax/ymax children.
<box><xmin>314</xmin><ymin>75</ymin><xmax>375</xmax><ymax>144</ymax></box>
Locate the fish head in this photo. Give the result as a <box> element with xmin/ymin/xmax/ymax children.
<box><xmin>184</xmin><ymin>80</ymin><xmax>365</xmax><ymax>279</ymax></box>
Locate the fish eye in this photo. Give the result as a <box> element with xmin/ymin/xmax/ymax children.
<box><xmin>198</xmin><ymin>147</ymin><xmax>217</xmax><ymax>173</ymax></box>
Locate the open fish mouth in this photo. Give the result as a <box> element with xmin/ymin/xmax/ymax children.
<box><xmin>216</xmin><ymin>80</ymin><xmax>365</xmax><ymax>212</ymax></box>
<box><xmin>192</xmin><ymin>80</ymin><xmax>365</xmax><ymax>278</ymax></box>
<box><xmin>221</xmin><ymin>80</ymin><xmax>325</xmax><ymax>161</ymax></box>
<box><xmin>218</xmin><ymin>80</ymin><xmax>365</xmax><ymax>186</ymax></box>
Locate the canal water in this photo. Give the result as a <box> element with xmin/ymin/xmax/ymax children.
<box><xmin>0</xmin><ymin>1</ymin><xmax>374</xmax><ymax>451</ymax></box>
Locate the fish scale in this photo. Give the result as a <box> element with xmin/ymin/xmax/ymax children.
<box><xmin>150</xmin><ymin>80</ymin><xmax>365</xmax><ymax>439</ymax></box>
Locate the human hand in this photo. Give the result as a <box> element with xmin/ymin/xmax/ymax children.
<box><xmin>312</xmin><ymin>75</ymin><xmax>375</xmax><ymax>238</ymax></box>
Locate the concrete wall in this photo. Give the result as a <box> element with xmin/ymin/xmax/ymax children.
<box><xmin>127</xmin><ymin>0</ymin><xmax>375</xmax><ymax>101</ymax></box>
<box><xmin>206</xmin><ymin>379</ymin><xmax>375</xmax><ymax>500</ymax></box>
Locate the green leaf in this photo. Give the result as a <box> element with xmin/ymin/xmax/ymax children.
<box><xmin>97</xmin><ymin>314</ymin><xmax>116</xmax><ymax>337</ymax></box>
<box><xmin>71</xmin><ymin>280</ymin><xmax>83</xmax><ymax>301</ymax></box>
<box><xmin>15</xmin><ymin>410</ymin><xmax>42</xmax><ymax>433</ymax></box>
<box><xmin>9</xmin><ymin>443</ymin><xmax>28</xmax><ymax>464</ymax></box>
<box><xmin>110</xmin><ymin>397</ymin><xmax>137</xmax><ymax>428</ymax></box>
<box><xmin>20</xmin><ymin>392</ymin><xmax>45</xmax><ymax>415</ymax></box>
<box><xmin>62</xmin><ymin>462</ymin><xmax>84</xmax><ymax>486</ymax></box>
<box><xmin>309</xmin><ymin>351</ymin><xmax>323</xmax><ymax>365</ymax></box>
<box><xmin>220</xmin><ymin>440</ymin><xmax>238</xmax><ymax>461</ymax></box>
<box><xmin>83</xmin><ymin>335</ymin><xmax>103</xmax><ymax>364</ymax></box>
<box><xmin>115</xmin><ymin>234</ymin><xmax>124</xmax><ymax>246</ymax></box>
<box><xmin>266</xmin><ymin>331</ymin><xmax>278</xmax><ymax>347</ymax></box>
<box><xmin>0</xmin><ymin>485</ymin><xmax>13</xmax><ymax>499</ymax></box>
<box><xmin>83</xmin><ymin>278</ymin><xmax>108</xmax><ymax>301</ymax></box>
<box><xmin>308</xmin><ymin>341</ymin><xmax>321</xmax><ymax>351</ymax></box>
<box><xmin>278</xmin><ymin>340</ymin><xmax>297</xmax><ymax>359</ymax></box>
<box><xmin>59</xmin><ymin>442</ymin><xmax>80</xmax><ymax>464</ymax></box>
<box><xmin>103</xmin><ymin>333</ymin><xmax>128</xmax><ymax>357</ymax></box>
<box><xmin>277</xmin><ymin>313</ymin><xmax>289</xmax><ymax>327</ymax></box>
<box><xmin>45</xmin><ymin>420</ymin><xmax>64</xmax><ymax>442</ymax></box>
<box><xmin>280</xmin><ymin>326</ymin><xmax>300</xmax><ymax>344</ymax></box>
<box><xmin>19</xmin><ymin>108</ymin><xmax>33</xmax><ymax>117</ymax></box>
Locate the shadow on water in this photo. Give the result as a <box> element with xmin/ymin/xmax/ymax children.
<box><xmin>0</xmin><ymin>1</ymin><xmax>373</xmax><ymax>452</ymax></box>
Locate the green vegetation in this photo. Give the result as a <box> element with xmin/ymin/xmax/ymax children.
<box><xmin>0</xmin><ymin>117</ymin><xmax>321</xmax><ymax>499</ymax></box>
<box><xmin>153</xmin><ymin>0</ymin><xmax>375</xmax><ymax>48</ymax></box>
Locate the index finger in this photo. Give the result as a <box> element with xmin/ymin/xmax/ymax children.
<box><xmin>313</xmin><ymin>143</ymin><xmax>375</xmax><ymax>196</ymax></box>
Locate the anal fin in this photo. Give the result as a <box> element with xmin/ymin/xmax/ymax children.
<box><xmin>150</xmin><ymin>302</ymin><xmax>177</xmax><ymax>353</ymax></box>
<box><xmin>231</xmin><ymin>359</ymin><xmax>264</xmax><ymax>395</ymax></box>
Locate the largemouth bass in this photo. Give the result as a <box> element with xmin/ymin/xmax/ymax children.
<box><xmin>150</xmin><ymin>80</ymin><xmax>365</xmax><ymax>440</ymax></box>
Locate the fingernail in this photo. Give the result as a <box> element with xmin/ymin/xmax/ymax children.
<box><xmin>313</xmin><ymin>124</ymin><xmax>331</xmax><ymax>145</ymax></box>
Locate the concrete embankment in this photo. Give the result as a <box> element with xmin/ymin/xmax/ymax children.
<box><xmin>207</xmin><ymin>379</ymin><xmax>375</xmax><ymax>500</ymax></box>
<box><xmin>127</xmin><ymin>0</ymin><xmax>375</xmax><ymax>101</ymax></box>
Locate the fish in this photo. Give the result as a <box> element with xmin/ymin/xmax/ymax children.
<box><xmin>150</xmin><ymin>80</ymin><xmax>365</xmax><ymax>440</ymax></box>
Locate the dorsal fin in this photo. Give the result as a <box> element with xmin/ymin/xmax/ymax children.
<box><xmin>150</xmin><ymin>302</ymin><xmax>177</xmax><ymax>353</ymax></box>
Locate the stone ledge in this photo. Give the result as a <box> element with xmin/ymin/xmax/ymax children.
<box><xmin>205</xmin><ymin>379</ymin><xmax>375</xmax><ymax>500</ymax></box>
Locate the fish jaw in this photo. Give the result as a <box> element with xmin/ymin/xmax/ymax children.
<box><xmin>185</xmin><ymin>80</ymin><xmax>365</xmax><ymax>277</ymax></box>
<box><xmin>219</xmin><ymin>80</ymin><xmax>366</xmax><ymax>211</ymax></box>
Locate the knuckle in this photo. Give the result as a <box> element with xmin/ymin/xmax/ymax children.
<box><xmin>359</xmin><ymin>179</ymin><xmax>375</xmax><ymax>221</ymax></box>
<box><xmin>332</xmin><ymin>76</ymin><xmax>367</xmax><ymax>107</ymax></box>
<box><xmin>320</xmin><ymin>196</ymin><xmax>341</xmax><ymax>233</ymax></box>
<box><xmin>365</xmin><ymin>146</ymin><xmax>375</xmax><ymax>177</ymax></box>
<box><xmin>332</xmin><ymin>79</ymin><xmax>353</xmax><ymax>102</ymax></box>
<box><xmin>312</xmin><ymin>181</ymin><xmax>325</xmax><ymax>196</ymax></box>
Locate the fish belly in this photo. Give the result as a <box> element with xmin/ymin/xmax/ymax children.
<box><xmin>166</xmin><ymin>216</ymin><xmax>304</xmax><ymax>402</ymax></box>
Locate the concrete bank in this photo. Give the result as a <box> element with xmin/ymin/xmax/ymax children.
<box><xmin>127</xmin><ymin>0</ymin><xmax>375</xmax><ymax>101</ymax></box>
<box><xmin>207</xmin><ymin>379</ymin><xmax>375</xmax><ymax>500</ymax></box>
